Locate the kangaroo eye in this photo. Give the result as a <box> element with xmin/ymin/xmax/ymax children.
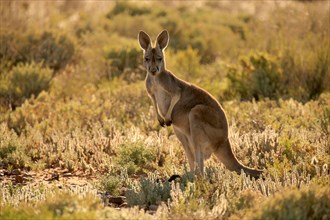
<box><xmin>157</xmin><ymin>58</ymin><xmax>162</xmax><ymax>61</ymax></box>
<box><xmin>145</xmin><ymin>57</ymin><xmax>150</xmax><ymax>62</ymax></box>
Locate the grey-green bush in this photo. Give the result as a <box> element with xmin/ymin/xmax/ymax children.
<box><xmin>0</xmin><ymin>62</ymin><xmax>52</xmax><ymax>109</ymax></box>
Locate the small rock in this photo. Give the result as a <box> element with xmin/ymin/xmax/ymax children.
<box><xmin>158</xmin><ymin>154</ymin><xmax>165</xmax><ymax>167</ymax></box>
<box><xmin>15</xmin><ymin>175</ymin><xmax>24</xmax><ymax>183</ymax></box>
<box><xmin>149</xmin><ymin>204</ymin><xmax>158</xmax><ymax>212</ymax></box>
<box><xmin>120</xmin><ymin>187</ymin><xmax>127</xmax><ymax>196</ymax></box>
<box><xmin>109</xmin><ymin>196</ymin><xmax>126</xmax><ymax>205</ymax></box>
<box><xmin>62</xmin><ymin>172</ymin><xmax>72</xmax><ymax>177</ymax></box>
<box><xmin>168</xmin><ymin>174</ymin><xmax>181</xmax><ymax>182</ymax></box>
<box><xmin>49</xmin><ymin>173</ymin><xmax>60</xmax><ymax>181</ymax></box>
<box><xmin>11</xmin><ymin>169</ymin><xmax>21</xmax><ymax>175</ymax></box>
<box><xmin>120</xmin><ymin>202</ymin><xmax>128</xmax><ymax>208</ymax></box>
<box><xmin>22</xmin><ymin>173</ymin><xmax>32</xmax><ymax>178</ymax></box>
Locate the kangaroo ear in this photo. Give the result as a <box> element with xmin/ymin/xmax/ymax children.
<box><xmin>156</xmin><ymin>30</ymin><xmax>169</xmax><ymax>50</ymax></box>
<box><xmin>138</xmin><ymin>31</ymin><xmax>151</xmax><ymax>50</ymax></box>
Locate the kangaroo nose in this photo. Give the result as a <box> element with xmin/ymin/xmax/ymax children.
<box><xmin>150</xmin><ymin>68</ymin><xmax>157</xmax><ymax>74</ymax></box>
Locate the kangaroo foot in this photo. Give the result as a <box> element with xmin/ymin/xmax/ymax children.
<box><xmin>168</xmin><ymin>174</ymin><xmax>181</xmax><ymax>182</ymax></box>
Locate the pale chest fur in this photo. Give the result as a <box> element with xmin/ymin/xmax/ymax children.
<box><xmin>146</xmin><ymin>75</ymin><xmax>171</xmax><ymax>118</ymax></box>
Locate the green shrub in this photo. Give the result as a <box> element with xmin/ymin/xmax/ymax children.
<box><xmin>0</xmin><ymin>124</ymin><xmax>31</xmax><ymax>169</ymax></box>
<box><xmin>167</xmin><ymin>47</ymin><xmax>201</xmax><ymax>82</ymax></box>
<box><xmin>102</xmin><ymin>35</ymin><xmax>144</xmax><ymax>81</ymax></box>
<box><xmin>23</xmin><ymin>32</ymin><xmax>75</xmax><ymax>71</ymax></box>
<box><xmin>126</xmin><ymin>173</ymin><xmax>171</xmax><ymax>207</ymax></box>
<box><xmin>285</xmin><ymin>45</ymin><xmax>329</xmax><ymax>100</ymax></box>
<box><xmin>1</xmin><ymin>188</ymin><xmax>153</xmax><ymax>220</ymax></box>
<box><xmin>1</xmin><ymin>192</ymin><xmax>102</xmax><ymax>220</ymax></box>
<box><xmin>106</xmin><ymin>47</ymin><xmax>141</xmax><ymax>78</ymax></box>
<box><xmin>245</xmin><ymin>186</ymin><xmax>330</xmax><ymax>220</ymax></box>
<box><xmin>107</xmin><ymin>81</ymin><xmax>151</xmax><ymax>127</ymax></box>
<box><xmin>226</xmin><ymin>52</ymin><xmax>283</xmax><ymax>100</ymax></box>
<box><xmin>168</xmin><ymin>171</ymin><xmax>234</xmax><ymax>219</ymax></box>
<box><xmin>106</xmin><ymin>2</ymin><xmax>151</xmax><ymax>19</ymax></box>
<box><xmin>98</xmin><ymin>175</ymin><xmax>121</xmax><ymax>196</ymax></box>
<box><xmin>0</xmin><ymin>143</ymin><xmax>31</xmax><ymax>170</ymax></box>
<box><xmin>115</xmin><ymin>142</ymin><xmax>156</xmax><ymax>175</ymax></box>
<box><xmin>0</xmin><ymin>62</ymin><xmax>52</xmax><ymax>109</ymax></box>
<box><xmin>0</xmin><ymin>31</ymin><xmax>74</xmax><ymax>71</ymax></box>
<box><xmin>320</xmin><ymin>107</ymin><xmax>330</xmax><ymax>136</ymax></box>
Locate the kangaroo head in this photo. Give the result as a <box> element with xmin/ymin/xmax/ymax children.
<box><xmin>138</xmin><ymin>30</ymin><xmax>169</xmax><ymax>76</ymax></box>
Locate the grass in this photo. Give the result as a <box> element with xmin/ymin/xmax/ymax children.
<box><xmin>0</xmin><ymin>1</ymin><xmax>329</xmax><ymax>219</ymax></box>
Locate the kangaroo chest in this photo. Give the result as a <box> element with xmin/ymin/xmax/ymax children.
<box><xmin>146</xmin><ymin>76</ymin><xmax>171</xmax><ymax>118</ymax></box>
<box><xmin>154</xmin><ymin>88</ymin><xmax>171</xmax><ymax>117</ymax></box>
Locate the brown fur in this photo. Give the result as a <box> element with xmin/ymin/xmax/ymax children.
<box><xmin>138</xmin><ymin>30</ymin><xmax>263</xmax><ymax>178</ymax></box>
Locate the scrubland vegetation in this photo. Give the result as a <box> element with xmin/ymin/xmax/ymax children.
<box><xmin>0</xmin><ymin>1</ymin><xmax>329</xmax><ymax>219</ymax></box>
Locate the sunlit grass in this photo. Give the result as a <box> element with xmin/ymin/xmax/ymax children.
<box><xmin>0</xmin><ymin>1</ymin><xmax>329</xmax><ymax>219</ymax></box>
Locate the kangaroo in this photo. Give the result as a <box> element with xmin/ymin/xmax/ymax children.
<box><xmin>138</xmin><ymin>30</ymin><xmax>263</xmax><ymax>178</ymax></box>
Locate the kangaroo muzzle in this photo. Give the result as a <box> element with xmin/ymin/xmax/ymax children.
<box><xmin>149</xmin><ymin>66</ymin><xmax>159</xmax><ymax>75</ymax></box>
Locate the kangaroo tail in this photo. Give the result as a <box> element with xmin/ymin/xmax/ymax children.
<box><xmin>214</xmin><ymin>139</ymin><xmax>263</xmax><ymax>179</ymax></box>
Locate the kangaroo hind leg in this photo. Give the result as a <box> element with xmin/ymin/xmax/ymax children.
<box><xmin>188</xmin><ymin>105</ymin><xmax>228</xmax><ymax>175</ymax></box>
<box><xmin>173</xmin><ymin>127</ymin><xmax>196</xmax><ymax>172</ymax></box>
